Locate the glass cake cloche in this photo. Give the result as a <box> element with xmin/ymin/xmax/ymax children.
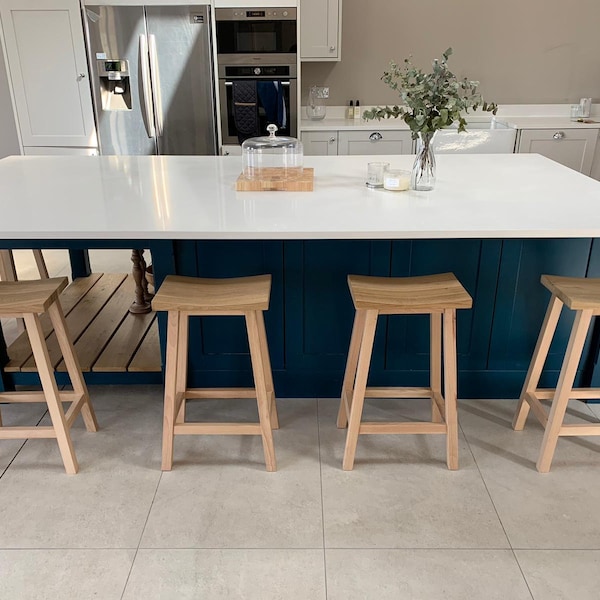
<box><xmin>242</xmin><ymin>124</ymin><xmax>304</xmax><ymax>182</ymax></box>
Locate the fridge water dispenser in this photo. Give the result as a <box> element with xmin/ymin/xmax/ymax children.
<box><xmin>97</xmin><ymin>60</ymin><xmax>132</xmax><ymax>111</ymax></box>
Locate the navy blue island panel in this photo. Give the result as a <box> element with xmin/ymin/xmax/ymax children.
<box><xmin>2</xmin><ymin>237</ymin><xmax>600</xmax><ymax>397</ymax></box>
<box><xmin>145</xmin><ymin>237</ymin><xmax>600</xmax><ymax>399</ymax></box>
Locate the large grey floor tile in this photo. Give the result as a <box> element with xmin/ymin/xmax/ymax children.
<box><xmin>0</xmin><ymin>549</ymin><xmax>135</xmax><ymax>600</ymax></box>
<box><xmin>326</xmin><ymin>549</ymin><xmax>532</xmax><ymax>600</ymax></box>
<box><xmin>0</xmin><ymin>401</ymin><xmax>47</xmax><ymax>472</ymax></box>
<box><xmin>140</xmin><ymin>398</ymin><xmax>323</xmax><ymax>549</ymax></box>
<box><xmin>515</xmin><ymin>550</ymin><xmax>600</xmax><ymax>600</ymax></box>
<box><xmin>0</xmin><ymin>386</ymin><xmax>163</xmax><ymax>548</ymax></box>
<box><xmin>319</xmin><ymin>398</ymin><xmax>509</xmax><ymax>548</ymax></box>
<box><xmin>122</xmin><ymin>549</ymin><xmax>326</xmax><ymax>599</ymax></box>
<box><xmin>460</xmin><ymin>399</ymin><xmax>600</xmax><ymax>549</ymax></box>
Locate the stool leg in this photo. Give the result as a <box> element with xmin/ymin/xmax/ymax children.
<box><xmin>343</xmin><ymin>309</ymin><xmax>378</xmax><ymax>471</ymax></box>
<box><xmin>48</xmin><ymin>301</ymin><xmax>97</xmax><ymax>433</ymax></box>
<box><xmin>246</xmin><ymin>310</ymin><xmax>276</xmax><ymax>472</ymax></box>
<box><xmin>175</xmin><ymin>314</ymin><xmax>189</xmax><ymax>425</ymax></box>
<box><xmin>24</xmin><ymin>312</ymin><xmax>78</xmax><ymax>475</ymax></box>
<box><xmin>443</xmin><ymin>309</ymin><xmax>459</xmax><ymax>471</ymax></box>
<box><xmin>431</xmin><ymin>312</ymin><xmax>443</xmax><ymax>423</ymax></box>
<box><xmin>513</xmin><ymin>295</ymin><xmax>563</xmax><ymax>431</ymax></box>
<box><xmin>537</xmin><ymin>309</ymin><xmax>592</xmax><ymax>473</ymax></box>
<box><xmin>338</xmin><ymin>309</ymin><xmax>367</xmax><ymax>429</ymax></box>
<box><xmin>256</xmin><ymin>311</ymin><xmax>278</xmax><ymax>430</ymax></box>
<box><xmin>162</xmin><ymin>310</ymin><xmax>181</xmax><ymax>470</ymax></box>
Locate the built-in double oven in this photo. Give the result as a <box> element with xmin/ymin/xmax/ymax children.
<box><xmin>215</xmin><ymin>7</ymin><xmax>297</xmax><ymax>146</ymax></box>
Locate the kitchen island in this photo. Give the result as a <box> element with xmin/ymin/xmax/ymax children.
<box><xmin>1</xmin><ymin>153</ymin><xmax>600</xmax><ymax>397</ymax></box>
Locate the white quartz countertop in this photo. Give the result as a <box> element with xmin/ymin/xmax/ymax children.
<box><xmin>1</xmin><ymin>154</ymin><xmax>600</xmax><ymax>240</ymax></box>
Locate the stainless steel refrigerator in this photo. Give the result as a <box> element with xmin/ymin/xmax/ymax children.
<box><xmin>84</xmin><ymin>5</ymin><xmax>217</xmax><ymax>155</ymax></box>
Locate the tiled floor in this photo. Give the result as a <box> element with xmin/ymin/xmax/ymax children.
<box><xmin>2</xmin><ymin>392</ymin><xmax>600</xmax><ymax>599</ymax></box>
<box><xmin>3</xmin><ymin>251</ymin><xmax>600</xmax><ymax>597</ymax></box>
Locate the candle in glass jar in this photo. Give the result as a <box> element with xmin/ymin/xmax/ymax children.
<box><xmin>383</xmin><ymin>169</ymin><xmax>411</xmax><ymax>191</ymax></box>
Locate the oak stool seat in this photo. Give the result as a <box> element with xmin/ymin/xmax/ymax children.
<box><xmin>152</xmin><ymin>274</ymin><xmax>279</xmax><ymax>471</ymax></box>
<box><xmin>337</xmin><ymin>273</ymin><xmax>472</xmax><ymax>471</ymax></box>
<box><xmin>513</xmin><ymin>275</ymin><xmax>600</xmax><ymax>472</ymax></box>
<box><xmin>0</xmin><ymin>278</ymin><xmax>98</xmax><ymax>474</ymax></box>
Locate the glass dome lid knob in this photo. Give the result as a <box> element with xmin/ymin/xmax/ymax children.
<box><xmin>267</xmin><ymin>124</ymin><xmax>278</xmax><ymax>138</ymax></box>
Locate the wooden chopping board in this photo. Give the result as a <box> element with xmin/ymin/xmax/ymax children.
<box><xmin>236</xmin><ymin>168</ymin><xmax>314</xmax><ymax>192</ymax></box>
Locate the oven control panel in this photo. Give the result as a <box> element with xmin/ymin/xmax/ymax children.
<box><xmin>216</xmin><ymin>8</ymin><xmax>296</xmax><ymax>21</ymax></box>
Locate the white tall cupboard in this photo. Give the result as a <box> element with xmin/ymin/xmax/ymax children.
<box><xmin>0</xmin><ymin>0</ymin><xmax>96</xmax><ymax>152</ymax></box>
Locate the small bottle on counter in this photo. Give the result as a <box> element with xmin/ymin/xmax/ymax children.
<box><xmin>354</xmin><ymin>100</ymin><xmax>361</xmax><ymax>120</ymax></box>
<box><xmin>346</xmin><ymin>100</ymin><xmax>354</xmax><ymax>120</ymax></box>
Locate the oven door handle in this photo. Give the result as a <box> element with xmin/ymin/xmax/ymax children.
<box><xmin>224</xmin><ymin>80</ymin><xmax>292</xmax><ymax>86</ymax></box>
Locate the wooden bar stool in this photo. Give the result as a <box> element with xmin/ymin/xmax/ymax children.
<box><xmin>152</xmin><ymin>274</ymin><xmax>279</xmax><ymax>472</ymax></box>
<box><xmin>0</xmin><ymin>278</ymin><xmax>98</xmax><ymax>474</ymax></box>
<box><xmin>512</xmin><ymin>275</ymin><xmax>600</xmax><ymax>472</ymax></box>
<box><xmin>337</xmin><ymin>273</ymin><xmax>472</xmax><ymax>471</ymax></box>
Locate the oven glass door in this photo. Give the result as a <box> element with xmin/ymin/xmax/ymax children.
<box><xmin>220</xmin><ymin>78</ymin><xmax>296</xmax><ymax>145</ymax></box>
<box><xmin>216</xmin><ymin>20</ymin><xmax>296</xmax><ymax>54</ymax></box>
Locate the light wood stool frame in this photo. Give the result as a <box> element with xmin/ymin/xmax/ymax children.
<box><xmin>155</xmin><ymin>275</ymin><xmax>279</xmax><ymax>472</ymax></box>
<box><xmin>337</xmin><ymin>273</ymin><xmax>472</xmax><ymax>471</ymax></box>
<box><xmin>513</xmin><ymin>275</ymin><xmax>600</xmax><ymax>472</ymax></box>
<box><xmin>0</xmin><ymin>278</ymin><xmax>98</xmax><ymax>474</ymax></box>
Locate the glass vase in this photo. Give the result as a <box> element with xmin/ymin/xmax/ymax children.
<box><xmin>411</xmin><ymin>132</ymin><xmax>436</xmax><ymax>191</ymax></box>
<box><xmin>306</xmin><ymin>85</ymin><xmax>327</xmax><ymax>120</ymax></box>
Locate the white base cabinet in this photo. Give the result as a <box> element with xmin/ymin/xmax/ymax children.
<box><xmin>0</xmin><ymin>0</ymin><xmax>96</xmax><ymax>148</ymax></box>
<box><xmin>517</xmin><ymin>128</ymin><xmax>599</xmax><ymax>176</ymax></box>
<box><xmin>303</xmin><ymin>129</ymin><xmax>413</xmax><ymax>156</ymax></box>
<box><xmin>337</xmin><ymin>130</ymin><xmax>413</xmax><ymax>155</ymax></box>
<box><xmin>300</xmin><ymin>0</ymin><xmax>341</xmax><ymax>61</ymax></box>
<box><xmin>301</xmin><ymin>131</ymin><xmax>338</xmax><ymax>155</ymax></box>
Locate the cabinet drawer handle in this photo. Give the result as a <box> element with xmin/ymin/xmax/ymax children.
<box><xmin>369</xmin><ymin>132</ymin><xmax>383</xmax><ymax>142</ymax></box>
<box><xmin>553</xmin><ymin>131</ymin><xmax>565</xmax><ymax>140</ymax></box>
<box><xmin>329</xmin><ymin>137</ymin><xmax>336</xmax><ymax>143</ymax></box>
<box><xmin>329</xmin><ymin>46</ymin><xmax>336</xmax><ymax>51</ymax></box>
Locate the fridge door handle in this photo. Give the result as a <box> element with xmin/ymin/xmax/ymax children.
<box><xmin>148</xmin><ymin>34</ymin><xmax>164</xmax><ymax>138</ymax></box>
<box><xmin>139</xmin><ymin>34</ymin><xmax>156</xmax><ymax>139</ymax></box>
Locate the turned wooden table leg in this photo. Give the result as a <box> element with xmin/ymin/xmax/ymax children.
<box><xmin>129</xmin><ymin>249</ymin><xmax>152</xmax><ymax>314</ymax></box>
<box><xmin>139</xmin><ymin>249</ymin><xmax>154</xmax><ymax>302</ymax></box>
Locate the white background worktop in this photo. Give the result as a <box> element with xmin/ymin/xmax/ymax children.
<box><xmin>299</xmin><ymin>105</ymin><xmax>600</xmax><ymax>132</ymax></box>
<box><xmin>1</xmin><ymin>153</ymin><xmax>600</xmax><ymax>240</ymax></box>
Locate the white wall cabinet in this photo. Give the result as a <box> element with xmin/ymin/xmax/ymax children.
<box><xmin>0</xmin><ymin>0</ymin><xmax>96</xmax><ymax>148</ymax></box>
<box><xmin>337</xmin><ymin>130</ymin><xmax>413</xmax><ymax>155</ymax></box>
<box><xmin>302</xmin><ymin>130</ymin><xmax>338</xmax><ymax>155</ymax></box>
<box><xmin>300</xmin><ymin>0</ymin><xmax>341</xmax><ymax>61</ymax></box>
<box><xmin>517</xmin><ymin>128</ymin><xmax>599</xmax><ymax>176</ymax></box>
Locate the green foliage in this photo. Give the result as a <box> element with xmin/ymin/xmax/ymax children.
<box><xmin>363</xmin><ymin>48</ymin><xmax>498</xmax><ymax>138</ymax></box>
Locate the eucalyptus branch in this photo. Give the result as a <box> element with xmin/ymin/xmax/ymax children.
<box><xmin>363</xmin><ymin>48</ymin><xmax>498</xmax><ymax>139</ymax></box>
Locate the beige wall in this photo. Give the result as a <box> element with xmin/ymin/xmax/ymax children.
<box><xmin>301</xmin><ymin>0</ymin><xmax>600</xmax><ymax>106</ymax></box>
<box><xmin>0</xmin><ymin>39</ymin><xmax>19</xmax><ymax>158</ymax></box>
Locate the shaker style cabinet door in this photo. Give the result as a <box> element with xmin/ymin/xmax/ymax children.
<box><xmin>517</xmin><ymin>129</ymin><xmax>599</xmax><ymax>176</ymax></box>
<box><xmin>300</xmin><ymin>0</ymin><xmax>341</xmax><ymax>61</ymax></box>
<box><xmin>0</xmin><ymin>0</ymin><xmax>96</xmax><ymax>147</ymax></box>
<box><xmin>301</xmin><ymin>131</ymin><xmax>338</xmax><ymax>155</ymax></box>
<box><xmin>337</xmin><ymin>130</ymin><xmax>413</xmax><ymax>155</ymax></box>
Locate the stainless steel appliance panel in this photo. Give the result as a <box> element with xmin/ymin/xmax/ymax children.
<box><xmin>146</xmin><ymin>6</ymin><xmax>217</xmax><ymax>155</ymax></box>
<box><xmin>85</xmin><ymin>6</ymin><xmax>157</xmax><ymax>156</ymax></box>
<box><xmin>215</xmin><ymin>7</ymin><xmax>296</xmax><ymax>63</ymax></box>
